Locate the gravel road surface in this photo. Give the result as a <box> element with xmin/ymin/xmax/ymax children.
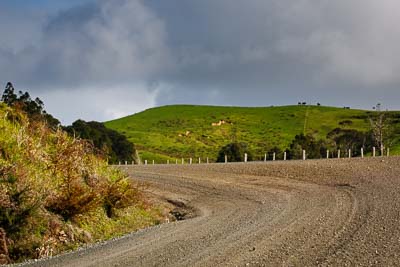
<box><xmin>23</xmin><ymin>157</ymin><xmax>400</xmax><ymax>266</ymax></box>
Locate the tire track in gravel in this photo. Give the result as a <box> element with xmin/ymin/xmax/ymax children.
<box><xmin>23</xmin><ymin>158</ymin><xmax>399</xmax><ymax>267</ymax></box>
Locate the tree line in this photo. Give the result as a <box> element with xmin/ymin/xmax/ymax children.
<box><xmin>1</xmin><ymin>82</ymin><xmax>136</xmax><ymax>164</ymax></box>
<box><xmin>217</xmin><ymin>117</ymin><xmax>394</xmax><ymax>162</ymax></box>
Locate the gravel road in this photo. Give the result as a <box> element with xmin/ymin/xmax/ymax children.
<box><xmin>23</xmin><ymin>157</ymin><xmax>400</xmax><ymax>266</ymax></box>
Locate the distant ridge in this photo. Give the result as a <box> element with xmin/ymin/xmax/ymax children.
<box><xmin>105</xmin><ymin>105</ymin><xmax>400</xmax><ymax>162</ymax></box>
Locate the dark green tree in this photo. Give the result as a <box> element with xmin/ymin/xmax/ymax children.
<box><xmin>1</xmin><ymin>82</ymin><xmax>60</xmax><ymax>128</ymax></box>
<box><xmin>217</xmin><ymin>142</ymin><xmax>253</xmax><ymax>162</ymax></box>
<box><xmin>326</xmin><ymin>128</ymin><xmax>373</xmax><ymax>156</ymax></box>
<box><xmin>64</xmin><ymin>120</ymin><xmax>137</xmax><ymax>164</ymax></box>
<box><xmin>286</xmin><ymin>134</ymin><xmax>327</xmax><ymax>159</ymax></box>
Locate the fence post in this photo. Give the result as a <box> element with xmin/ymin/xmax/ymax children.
<box><xmin>207</xmin><ymin>157</ymin><xmax>209</xmax><ymax>164</ymax></box>
<box><xmin>244</xmin><ymin>153</ymin><xmax>248</xmax><ymax>163</ymax></box>
<box><xmin>175</xmin><ymin>159</ymin><xmax>178</xmax><ymax>164</ymax></box>
<box><xmin>284</xmin><ymin>151</ymin><xmax>287</xmax><ymax>161</ymax></box>
<box><xmin>273</xmin><ymin>152</ymin><xmax>276</xmax><ymax>161</ymax></box>
<box><xmin>152</xmin><ymin>160</ymin><xmax>155</xmax><ymax>165</ymax></box>
<box><xmin>348</xmin><ymin>149</ymin><xmax>351</xmax><ymax>158</ymax></box>
<box><xmin>132</xmin><ymin>161</ymin><xmax>135</xmax><ymax>165</ymax></box>
<box><xmin>338</xmin><ymin>149</ymin><xmax>341</xmax><ymax>159</ymax></box>
<box><xmin>167</xmin><ymin>160</ymin><xmax>170</xmax><ymax>165</ymax></box>
<box><xmin>199</xmin><ymin>157</ymin><xmax>201</xmax><ymax>164</ymax></box>
<box><xmin>182</xmin><ymin>158</ymin><xmax>184</xmax><ymax>164</ymax></box>
<box><xmin>302</xmin><ymin>150</ymin><xmax>306</xmax><ymax>160</ymax></box>
<box><xmin>380</xmin><ymin>146</ymin><xmax>384</xmax><ymax>157</ymax></box>
<box><xmin>373</xmin><ymin>147</ymin><xmax>376</xmax><ymax>157</ymax></box>
<box><xmin>326</xmin><ymin>150</ymin><xmax>329</xmax><ymax>159</ymax></box>
<box><xmin>361</xmin><ymin>148</ymin><xmax>364</xmax><ymax>158</ymax></box>
<box><xmin>264</xmin><ymin>153</ymin><xmax>267</xmax><ymax>162</ymax></box>
<box><xmin>225</xmin><ymin>155</ymin><xmax>228</xmax><ymax>164</ymax></box>
<box><xmin>190</xmin><ymin>158</ymin><xmax>192</xmax><ymax>165</ymax></box>
<box><xmin>145</xmin><ymin>160</ymin><xmax>147</xmax><ymax>165</ymax></box>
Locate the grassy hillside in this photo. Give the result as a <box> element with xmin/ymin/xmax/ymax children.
<box><xmin>0</xmin><ymin>103</ymin><xmax>163</xmax><ymax>263</ymax></box>
<box><xmin>105</xmin><ymin>105</ymin><xmax>400</xmax><ymax>162</ymax></box>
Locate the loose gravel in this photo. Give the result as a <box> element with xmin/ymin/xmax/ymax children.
<box><xmin>21</xmin><ymin>157</ymin><xmax>400</xmax><ymax>266</ymax></box>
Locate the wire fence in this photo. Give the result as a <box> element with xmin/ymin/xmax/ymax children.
<box><xmin>116</xmin><ymin>146</ymin><xmax>390</xmax><ymax>166</ymax></box>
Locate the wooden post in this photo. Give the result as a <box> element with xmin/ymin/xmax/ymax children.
<box><xmin>387</xmin><ymin>148</ymin><xmax>390</xmax><ymax>157</ymax></box>
<box><xmin>225</xmin><ymin>155</ymin><xmax>228</xmax><ymax>164</ymax></box>
<box><xmin>284</xmin><ymin>151</ymin><xmax>287</xmax><ymax>161</ymax></box>
<box><xmin>190</xmin><ymin>158</ymin><xmax>192</xmax><ymax>165</ymax></box>
<box><xmin>182</xmin><ymin>158</ymin><xmax>184</xmax><ymax>164</ymax></box>
<box><xmin>373</xmin><ymin>147</ymin><xmax>376</xmax><ymax>157</ymax></box>
<box><xmin>207</xmin><ymin>157</ymin><xmax>209</xmax><ymax>164</ymax></box>
<box><xmin>348</xmin><ymin>149</ymin><xmax>351</xmax><ymax>158</ymax></box>
<box><xmin>132</xmin><ymin>161</ymin><xmax>134</xmax><ymax>165</ymax></box>
<box><xmin>273</xmin><ymin>152</ymin><xmax>276</xmax><ymax>161</ymax></box>
<box><xmin>361</xmin><ymin>148</ymin><xmax>364</xmax><ymax>158</ymax></box>
<box><xmin>338</xmin><ymin>149</ymin><xmax>341</xmax><ymax>159</ymax></box>
<box><xmin>302</xmin><ymin>150</ymin><xmax>306</xmax><ymax>160</ymax></box>
<box><xmin>326</xmin><ymin>150</ymin><xmax>329</xmax><ymax>159</ymax></box>
<box><xmin>145</xmin><ymin>160</ymin><xmax>147</xmax><ymax>165</ymax></box>
<box><xmin>199</xmin><ymin>158</ymin><xmax>201</xmax><ymax>164</ymax></box>
<box><xmin>244</xmin><ymin>153</ymin><xmax>248</xmax><ymax>163</ymax></box>
<box><xmin>264</xmin><ymin>153</ymin><xmax>267</xmax><ymax>162</ymax></box>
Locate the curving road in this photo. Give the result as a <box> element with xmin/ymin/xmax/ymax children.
<box><xmin>25</xmin><ymin>157</ymin><xmax>400</xmax><ymax>266</ymax></box>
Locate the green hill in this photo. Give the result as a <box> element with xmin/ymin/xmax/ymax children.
<box><xmin>105</xmin><ymin>105</ymin><xmax>400</xmax><ymax>162</ymax></box>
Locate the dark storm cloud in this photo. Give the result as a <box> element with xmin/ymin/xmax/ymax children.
<box><xmin>1</xmin><ymin>0</ymin><xmax>400</xmax><ymax>123</ymax></box>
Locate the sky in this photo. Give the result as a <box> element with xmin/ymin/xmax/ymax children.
<box><xmin>1</xmin><ymin>0</ymin><xmax>400</xmax><ymax>124</ymax></box>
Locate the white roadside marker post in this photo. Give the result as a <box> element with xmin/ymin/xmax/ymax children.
<box><xmin>387</xmin><ymin>148</ymin><xmax>390</xmax><ymax>157</ymax></box>
<box><xmin>373</xmin><ymin>147</ymin><xmax>376</xmax><ymax>157</ymax></box>
<box><xmin>338</xmin><ymin>149</ymin><xmax>341</xmax><ymax>159</ymax></box>
<box><xmin>348</xmin><ymin>149</ymin><xmax>351</xmax><ymax>158</ymax></box>
<box><xmin>190</xmin><ymin>158</ymin><xmax>192</xmax><ymax>165</ymax></box>
<box><xmin>199</xmin><ymin>157</ymin><xmax>201</xmax><ymax>164</ymax></box>
<box><xmin>182</xmin><ymin>158</ymin><xmax>184</xmax><ymax>164</ymax></box>
<box><xmin>284</xmin><ymin>152</ymin><xmax>287</xmax><ymax>161</ymax></box>
<box><xmin>361</xmin><ymin>148</ymin><xmax>364</xmax><ymax>158</ymax></box>
<box><xmin>225</xmin><ymin>155</ymin><xmax>228</xmax><ymax>164</ymax></box>
<box><xmin>145</xmin><ymin>160</ymin><xmax>147</xmax><ymax>165</ymax></box>
<box><xmin>244</xmin><ymin>153</ymin><xmax>248</xmax><ymax>163</ymax></box>
<box><xmin>264</xmin><ymin>153</ymin><xmax>267</xmax><ymax>162</ymax></box>
<box><xmin>273</xmin><ymin>152</ymin><xmax>276</xmax><ymax>161</ymax></box>
<box><xmin>326</xmin><ymin>150</ymin><xmax>329</xmax><ymax>159</ymax></box>
<box><xmin>302</xmin><ymin>150</ymin><xmax>306</xmax><ymax>160</ymax></box>
<box><xmin>152</xmin><ymin>160</ymin><xmax>155</xmax><ymax>165</ymax></box>
<box><xmin>207</xmin><ymin>157</ymin><xmax>209</xmax><ymax>164</ymax></box>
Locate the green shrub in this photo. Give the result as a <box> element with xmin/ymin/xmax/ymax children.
<box><xmin>0</xmin><ymin>103</ymin><xmax>156</xmax><ymax>262</ymax></box>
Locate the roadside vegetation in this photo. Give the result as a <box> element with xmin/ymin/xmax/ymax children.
<box><xmin>2</xmin><ymin>82</ymin><xmax>137</xmax><ymax>164</ymax></box>
<box><xmin>0</xmin><ymin>84</ymin><xmax>163</xmax><ymax>264</ymax></box>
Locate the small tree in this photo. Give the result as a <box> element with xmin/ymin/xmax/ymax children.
<box><xmin>369</xmin><ymin>108</ymin><xmax>393</xmax><ymax>154</ymax></box>
<box><xmin>1</xmin><ymin>82</ymin><xmax>60</xmax><ymax>129</ymax></box>
<box><xmin>286</xmin><ymin>134</ymin><xmax>327</xmax><ymax>159</ymax></box>
<box><xmin>217</xmin><ymin>142</ymin><xmax>253</xmax><ymax>162</ymax></box>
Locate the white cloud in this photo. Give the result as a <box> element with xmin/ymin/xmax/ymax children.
<box><xmin>3</xmin><ymin>0</ymin><xmax>400</xmax><ymax>123</ymax></box>
<box><xmin>37</xmin><ymin>84</ymin><xmax>158</xmax><ymax>125</ymax></box>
